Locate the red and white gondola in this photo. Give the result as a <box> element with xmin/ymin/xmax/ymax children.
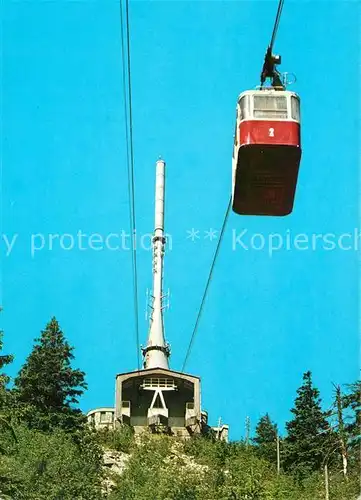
<box><xmin>232</xmin><ymin>87</ymin><xmax>301</xmax><ymax>216</ymax></box>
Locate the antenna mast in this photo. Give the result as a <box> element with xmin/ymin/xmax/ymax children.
<box><xmin>142</xmin><ymin>158</ymin><xmax>170</xmax><ymax>369</ymax></box>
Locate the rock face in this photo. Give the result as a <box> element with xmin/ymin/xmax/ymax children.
<box><xmin>101</xmin><ymin>441</ymin><xmax>208</xmax><ymax>494</ymax></box>
<box><xmin>102</xmin><ymin>449</ymin><xmax>130</xmax><ymax>494</ymax></box>
<box><xmin>103</xmin><ymin>449</ymin><xmax>129</xmax><ymax>474</ymax></box>
<box><xmin>165</xmin><ymin>441</ymin><xmax>209</xmax><ymax>474</ymax></box>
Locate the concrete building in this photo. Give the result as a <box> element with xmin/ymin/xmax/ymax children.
<box><xmin>87</xmin><ymin>159</ymin><xmax>228</xmax><ymax>441</ymax></box>
<box><xmin>87</xmin><ymin>407</ymin><xmax>115</xmax><ymax>429</ymax></box>
<box><xmin>114</xmin><ymin>368</ymin><xmax>202</xmax><ymax>437</ymax></box>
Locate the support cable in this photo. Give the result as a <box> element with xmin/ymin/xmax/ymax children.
<box><xmin>270</xmin><ymin>0</ymin><xmax>285</xmax><ymax>51</ymax></box>
<box><xmin>182</xmin><ymin>197</ymin><xmax>232</xmax><ymax>372</ymax></box>
<box><xmin>120</xmin><ymin>0</ymin><xmax>140</xmax><ymax>370</ymax></box>
<box><xmin>0</xmin><ymin>9</ymin><xmax>3</xmax><ymax>315</ymax></box>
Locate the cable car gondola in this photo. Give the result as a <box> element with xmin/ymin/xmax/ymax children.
<box><xmin>231</xmin><ymin>0</ymin><xmax>302</xmax><ymax>216</ymax></box>
<box><xmin>232</xmin><ymin>85</ymin><xmax>301</xmax><ymax>216</ymax></box>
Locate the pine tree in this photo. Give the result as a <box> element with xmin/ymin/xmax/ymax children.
<box><xmin>0</xmin><ymin>331</ymin><xmax>17</xmax><ymax>458</ymax></box>
<box><xmin>14</xmin><ymin>317</ymin><xmax>87</xmax><ymax>432</ymax></box>
<box><xmin>284</xmin><ymin>371</ymin><xmax>331</xmax><ymax>477</ymax></box>
<box><xmin>342</xmin><ymin>381</ymin><xmax>360</xmax><ymax>444</ymax></box>
<box><xmin>342</xmin><ymin>380</ymin><xmax>360</xmax><ymax>472</ymax></box>
<box><xmin>332</xmin><ymin>384</ymin><xmax>348</xmax><ymax>477</ymax></box>
<box><xmin>0</xmin><ymin>331</ymin><xmax>14</xmax><ymax>409</ymax></box>
<box><xmin>252</xmin><ymin>413</ymin><xmax>278</xmax><ymax>464</ymax></box>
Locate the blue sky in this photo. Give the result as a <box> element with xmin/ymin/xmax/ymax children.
<box><xmin>1</xmin><ymin>0</ymin><xmax>359</xmax><ymax>440</ymax></box>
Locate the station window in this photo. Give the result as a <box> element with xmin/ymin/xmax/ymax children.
<box><xmin>253</xmin><ymin>95</ymin><xmax>287</xmax><ymax>119</ymax></box>
<box><xmin>143</xmin><ymin>378</ymin><xmax>175</xmax><ymax>388</ymax></box>
<box><xmin>291</xmin><ymin>96</ymin><xmax>300</xmax><ymax>121</ymax></box>
<box><xmin>100</xmin><ymin>411</ymin><xmax>108</xmax><ymax>423</ymax></box>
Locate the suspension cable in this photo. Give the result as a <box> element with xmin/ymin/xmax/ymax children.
<box><xmin>0</xmin><ymin>8</ymin><xmax>3</xmax><ymax>315</ymax></box>
<box><xmin>0</xmin><ymin>33</ymin><xmax>3</xmax><ymax>315</ymax></box>
<box><xmin>120</xmin><ymin>0</ymin><xmax>140</xmax><ymax>370</ymax></box>
<box><xmin>182</xmin><ymin>197</ymin><xmax>232</xmax><ymax>372</ymax></box>
<box><xmin>270</xmin><ymin>0</ymin><xmax>285</xmax><ymax>51</ymax></box>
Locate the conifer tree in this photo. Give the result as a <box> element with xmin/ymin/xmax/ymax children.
<box><xmin>0</xmin><ymin>331</ymin><xmax>13</xmax><ymax>409</ymax></box>
<box><xmin>343</xmin><ymin>381</ymin><xmax>360</xmax><ymax>444</ymax></box>
<box><xmin>332</xmin><ymin>384</ymin><xmax>348</xmax><ymax>477</ymax></box>
<box><xmin>342</xmin><ymin>380</ymin><xmax>361</xmax><ymax>472</ymax></box>
<box><xmin>284</xmin><ymin>371</ymin><xmax>331</xmax><ymax>477</ymax></box>
<box><xmin>0</xmin><ymin>331</ymin><xmax>17</xmax><ymax>457</ymax></box>
<box><xmin>14</xmin><ymin>317</ymin><xmax>87</xmax><ymax>432</ymax></box>
<box><xmin>252</xmin><ymin>413</ymin><xmax>278</xmax><ymax>464</ymax></box>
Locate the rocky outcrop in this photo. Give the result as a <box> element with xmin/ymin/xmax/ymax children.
<box><xmin>102</xmin><ymin>449</ymin><xmax>130</xmax><ymax>494</ymax></box>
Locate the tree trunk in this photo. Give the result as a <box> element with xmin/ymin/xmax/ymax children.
<box><xmin>335</xmin><ymin>385</ymin><xmax>348</xmax><ymax>478</ymax></box>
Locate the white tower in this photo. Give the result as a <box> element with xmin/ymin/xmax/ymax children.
<box><xmin>142</xmin><ymin>158</ymin><xmax>170</xmax><ymax>369</ymax></box>
<box><xmin>91</xmin><ymin>158</ymin><xmax>229</xmax><ymax>441</ymax></box>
